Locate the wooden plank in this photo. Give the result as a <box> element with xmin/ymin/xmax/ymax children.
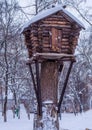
<box><xmin>43</xmin><ymin>21</ymin><xmax>70</xmax><ymax>25</ymax></box>
<box><xmin>61</xmin><ymin>45</ymin><xmax>70</xmax><ymax>49</ymax></box>
<box><xmin>58</xmin><ymin>61</ymin><xmax>74</xmax><ymax>113</ymax></box>
<box><xmin>35</xmin><ymin>61</ymin><xmax>42</xmax><ymax>116</ymax></box>
<box><xmin>42</xmin><ymin>48</ymin><xmax>51</xmax><ymax>52</ymax></box>
<box><xmin>61</xmin><ymin>42</ymin><xmax>69</xmax><ymax>45</ymax></box>
<box><xmin>28</xmin><ymin>64</ymin><xmax>38</xmax><ymax>96</ymax></box>
<box><xmin>42</xmin><ymin>44</ymin><xmax>50</xmax><ymax>47</ymax></box>
<box><xmin>34</xmin><ymin>52</ymin><xmax>74</xmax><ymax>60</ymax></box>
<box><xmin>40</xmin><ymin>24</ymin><xmax>72</xmax><ymax>28</ymax></box>
<box><xmin>50</xmin><ymin>15</ymin><xmax>65</xmax><ymax>19</ymax></box>
<box><xmin>27</xmin><ymin>63</ymin><xmax>45</xmax><ymax>117</ymax></box>
<box><xmin>62</xmin><ymin>38</ymin><xmax>69</xmax><ymax>42</ymax></box>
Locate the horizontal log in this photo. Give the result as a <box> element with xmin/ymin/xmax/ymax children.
<box><xmin>42</xmin><ymin>48</ymin><xmax>51</xmax><ymax>50</ymax></box>
<box><xmin>42</xmin><ymin>34</ymin><xmax>49</xmax><ymax>37</ymax></box>
<box><xmin>46</xmin><ymin>15</ymin><xmax>64</xmax><ymax>19</ymax></box>
<box><xmin>32</xmin><ymin>52</ymin><xmax>74</xmax><ymax>60</ymax></box>
<box><xmin>42</xmin><ymin>44</ymin><xmax>51</xmax><ymax>47</ymax></box>
<box><xmin>31</xmin><ymin>32</ymin><xmax>38</xmax><ymax>35</ymax></box>
<box><xmin>42</xmin><ymin>37</ymin><xmax>49</xmax><ymax>40</ymax></box>
<box><xmin>31</xmin><ymin>41</ymin><xmax>39</xmax><ymax>44</ymax></box>
<box><xmin>31</xmin><ymin>26</ymin><xmax>38</xmax><ymax>29</ymax></box>
<box><xmin>42</xmin><ymin>30</ymin><xmax>50</xmax><ymax>33</ymax></box>
<box><xmin>61</xmin><ymin>48</ymin><xmax>70</xmax><ymax>51</ymax></box>
<box><xmin>39</xmin><ymin>24</ymin><xmax>72</xmax><ymax>28</ymax></box>
<box><xmin>26</xmin><ymin>43</ymin><xmax>75</xmax><ymax>49</ymax></box>
<box><xmin>31</xmin><ymin>36</ymin><xmax>38</xmax><ymax>39</ymax></box>
<box><xmin>38</xmin><ymin>30</ymin><xmax>43</xmax><ymax>33</ymax></box>
<box><xmin>31</xmin><ymin>41</ymin><xmax>38</xmax><ymax>44</ymax></box>
<box><xmin>42</xmin><ymin>42</ymin><xmax>50</xmax><ymax>45</ymax></box>
<box><xmin>62</xmin><ymin>38</ymin><xmax>69</xmax><ymax>42</ymax></box>
<box><xmin>26</xmin><ymin>41</ymin><xmax>76</xmax><ymax>48</ymax></box>
<box><xmin>61</xmin><ymin>57</ymin><xmax>75</xmax><ymax>61</ymax></box>
<box><xmin>61</xmin><ymin>45</ymin><xmax>71</xmax><ymax>48</ymax></box>
<box><xmin>72</xmin><ymin>42</ymin><xmax>77</xmax><ymax>45</ymax></box>
<box><xmin>31</xmin><ymin>40</ymin><xmax>38</xmax><ymax>43</ymax></box>
<box><xmin>24</xmin><ymin>30</ymin><xmax>30</xmax><ymax>34</ymax></box>
<box><xmin>50</xmin><ymin>15</ymin><xmax>65</xmax><ymax>19</ymax></box>
<box><xmin>62</xmin><ymin>35</ymin><xmax>69</xmax><ymax>38</ymax></box>
<box><xmin>30</xmin><ymin>34</ymin><xmax>36</xmax><ymax>38</ymax></box>
<box><xmin>62</xmin><ymin>33</ymin><xmax>70</xmax><ymax>36</ymax></box>
<box><xmin>62</xmin><ymin>42</ymin><xmax>69</xmax><ymax>45</ymax></box>
<box><xmin>42</xmin><ymin>20</ymin><xmax>70</xmax><ymax>25</ymax></box>
<box><xmin>62</xmin><ymin>28</ymin><xmax>71</xmax><ymax>32</ymax></box>
<box><xmin>31</xmin><ymin>23</ymin><xmax>38</xmax><ymax>27</ymax></box>
<box><xmin>31</xmin><ymin>38</ymin><xmax>38</xmax><ymax>42</ymax></box>
<box><xmin>31</xmin><ymin>30</ymin><xmax>38</xmax><ymax>33</ymax></box>
<box><xmin>32</xmin><ymin>43</ymin><xmax>38</xmax><ymax>46</ymax></box>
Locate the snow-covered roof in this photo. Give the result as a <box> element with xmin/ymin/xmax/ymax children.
<box><xmin>22</xmin><ymin>5</ymin><xmax>85</xmax><ymax>32</ymax></box>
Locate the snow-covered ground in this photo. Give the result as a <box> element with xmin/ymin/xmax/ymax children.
<box><xmin>60</xmin><ymin>110</ymin><xmax>92</xmax><ymax>130</ymax></box>
<box><xmin>0</xmin><ymin>105</ymin><xmax>92</xmax><ymax>130</ymax></box>
<box><xmin>0</xmin><ymin>105</ymin><xmax>34</xmax><ymax>130</ymax></box>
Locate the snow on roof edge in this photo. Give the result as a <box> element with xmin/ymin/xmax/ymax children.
<box><xmin>22</xmin><ymin>5</ymin><xmax>85</xmax><ymax>33</ymax></box>
<box><xmin>63</xmin><ymin>9</ymin><xmax>85</xmax><ymax>29</ymax></box>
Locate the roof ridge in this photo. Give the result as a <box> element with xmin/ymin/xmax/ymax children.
<box><xmin>22</xmin><ymin>5</ymin><xmax>85</xmax><ymax>33</ymax></box>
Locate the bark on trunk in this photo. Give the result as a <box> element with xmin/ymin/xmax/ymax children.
<box><xmin>3</xmin><ymin>40</ymin><xmax>8</xmax><ymax>122</ymax></box>
<box><xmin>3</xmin><ymin>71</ymin><xmax>8</xmax><ymax>122</ymax></box>
<box><xmin>34</xmin><ymin>61</ymin><xmax>59</xmax><ymax>130</ymax></box>
<box><xmin>1</xmin><ymin>87</ymin><xmax>4</xmax><ymax>116</ymax></box>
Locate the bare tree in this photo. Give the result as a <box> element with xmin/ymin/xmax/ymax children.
<box><xmin>62</xmin><ymin>27</ymin><xmax>92</xmax><ymax>113</ymax></box>
<box><xmin>0</xmin><ymin>0</ymin><xmax>30</xmax><ymax>121</ymax></box>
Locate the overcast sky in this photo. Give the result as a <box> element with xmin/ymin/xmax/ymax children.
<box><xmin>18</xmin><ymin>0</ymin><xmax>92</xmax><ymax>27</ymax></box>
<box><xmin>18</xmin><ymin>0</ymin><xmax>92</xmax><ymax>16</ymax></box>
<box><xmin>18</xmin><ymin>0</ymin><xmax>92</xmax><ymax>7</ymax></box>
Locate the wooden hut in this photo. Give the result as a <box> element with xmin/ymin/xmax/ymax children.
<box><xmin>22</xmin><ymin>5</ymin><xmax>84</xmax><ymax>61</ymax></box>
<box><xmin>22</xmin><ymin>6</ymin><xmax>85</xmax><ymax>130</ymax></box>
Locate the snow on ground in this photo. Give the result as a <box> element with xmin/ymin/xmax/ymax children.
<box><xmin>0</xmin><ymin>104</ymin><xmax>34</xmax><ymax>130</ymax></box>
<box><xmin>0</xmin><ymin>105</ymin><xmax>92</xmax><ymax>130</ymax></box>
<box><xmin>60</xmin><ymin>110</ymin><xmax>92</xmax><ymax>130</ymax></box>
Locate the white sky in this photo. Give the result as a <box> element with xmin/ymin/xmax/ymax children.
<box><xmin>86</xmin><ymin>0</ymin><xmax>92</xmax><ymax>6</ymax></box>
<box><xmin>18</xmin><ymin>0</ymin><xmax>34</xmax><ymax>7</ymax></box>
<box><xmin>18</xmin><ymin>0</ymin><xmax>92</xmax><ymax>7</ymax></box>
<box><xmin>18</xmin><ymin>0</ymin><xmax>92</xmax><ymax>28</ymax></box>
<box><xmin>18</xmin><ymin>0</ymin><xmax>92</xmax><ymax>16</ymax></box>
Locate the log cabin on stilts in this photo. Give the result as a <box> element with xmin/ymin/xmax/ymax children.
<box><xmin>22</xmin><ymin>5</ymin><xmax>85</xmax><ymax>130</ymax></box>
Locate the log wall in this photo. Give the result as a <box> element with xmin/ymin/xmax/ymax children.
<box><xmin>24</xmin><ymin>11</ymin><xmax>80</xmax><ymax>58</ymax></box>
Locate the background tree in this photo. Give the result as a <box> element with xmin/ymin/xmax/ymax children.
<box><xmin>59</xmin><ymin>26</ymin><xmax>92</xmax><ymax>113</ymax></box>
<box><xmin>0</xmin><ymin>0</ymin><xmax>35</xmax><ymax>121</ymax></box>
<box><xmin>0</xmin><ymin>0</ymin><xmax>92</xmax><ymax>124</ymax></box>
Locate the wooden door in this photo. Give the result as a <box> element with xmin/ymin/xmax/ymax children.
<box><xmin>52</xmin><ymin>28</ymin><xmax>62</xmax><ymax>52</ymax></box>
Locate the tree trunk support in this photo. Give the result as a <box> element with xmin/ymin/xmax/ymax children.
<box><xmin>35</xmin><ymin>60</ymin><xmax>42</xmax><ymax>116</ymax></box>
<box><xmin>28</xmin><ymin>63</ymin><xmax>42</xmax><ymax>116</ymax></box>
<box><xmin>28</xmin><ymin>63</ymin><xmax>38</xmax><ymax>97</ymax></box>
<box><xmin>58</xmin><ymin>61</ymin><xmax>74</xmax><ymax>113</ymax></box>
<box><xmin>34</xmin><ymin>60</ymin><xmax>59</xmax><ymax>130</ymax></box>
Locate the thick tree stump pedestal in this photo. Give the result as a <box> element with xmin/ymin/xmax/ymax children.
<box><xmin>34</xmin><ymin>102</ymin><xmax>59</xmax><ymax>130</ymax></box>
<box><xmin>34</xmin><ymin>61</ymin><xmax>59</xmax><ymax>130</ymax></box>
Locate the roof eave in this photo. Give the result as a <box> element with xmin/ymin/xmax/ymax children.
<box><xmin>22</xmin><ymin>6</ymin><xmax>85</xmax><ymax>33</ymax></box>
